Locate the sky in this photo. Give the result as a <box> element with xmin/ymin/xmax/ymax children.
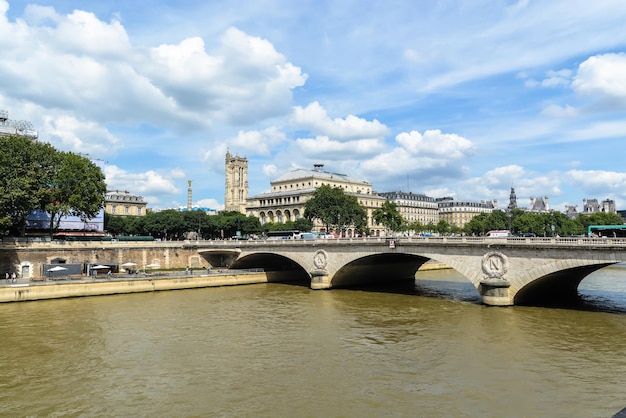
<box><xmin>1</xmin><ymin>0</ymin><xmax>626</xmax><ymax>213</ymax></box>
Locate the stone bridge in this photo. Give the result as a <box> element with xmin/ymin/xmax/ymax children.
<box><xmin>192</xmin><ymin>236</ymin><xmax>626</xmax><ymax>306</ymax></box>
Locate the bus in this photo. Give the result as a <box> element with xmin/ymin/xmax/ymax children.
<box><xmin>265</xmin><ymin>230</ymin><xmax>302</xmax><ymax>240</ymax></box>
<box><xmin>485</xmin><ymin>230</ymin><xmax>511</xmax><ymax>238</ymax></box>
<box><xmin>587</xmin><ymin>225</ymin><xmax>626</xmax><ymax>238</ymax></box>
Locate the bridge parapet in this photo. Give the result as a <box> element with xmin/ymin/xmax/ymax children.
<box><xmin>185</xmin><ymin>235</ymin><xmax>626</xmax><ymax>248</ymax></box>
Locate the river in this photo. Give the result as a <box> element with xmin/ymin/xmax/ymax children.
<box><xmin>1</xmin><ymin>265</ymin><xmax>626</xmax><ymax>417</ymax></box>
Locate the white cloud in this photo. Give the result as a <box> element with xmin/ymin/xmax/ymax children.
<box><xmin>104</xmin><ymin>165</ymin><xmax>183</xmax><ymax>206</ymax></box>
<box><xmin>295</xmin><ymin>135</ymin><xmax>385</xmax><ymax>159</ymax></box>
<box><xmin>196</xmin><ymin>198</ymin><xmax>223</xmax><ymax>211</ymax></box>
<box><xmin>42</xmin><ymin>114</ymin><xmax>120</xmax><ymax>154</ymax></box>
<box><xmin>457</xmin><ymin>165</ymin><xmax>562</xmax><ymax>206</ymax></box>
<box><xmin>0</xmin><ymin>8</ymin><xmax>307</xmax><ymax>144</ymax></box>
<box><xmin>359</xmin><ymin>129</ymin><xmax>475</xmax><ymax>188</ymax></box>
<box><xmin>563</xmin><ymin>170</ymin><xmax>626</xmax><ymax>195</ymax></box>
<box><xmin>262</xmin><ymin>164</ymin><xmax>278</xmax><ymax>178</ymax></box>
<box><xmin>142</xmin><ymin>27</ymin><xmax>308</xmax><ymax>124</ymax></box>
<box><xmin>395</xmin><ymin>130</ymin><xmax>474</xmax><ymax>159</ymax></box>
<box><xmin>229</xmin><ymin>127</ymin><xmax>287</xmax><ymax>156</ymax></box>
<box><xmin>292</xmin><ymin>101</ymin><xmax>389</xmax><ymax>140</ymax></box>
<box><xmin>541</xmin><ymin>69</ymin><xmax>572</xmax><ymax>88</ymax></box>
<box><xmin>572</xmin><ymin>53</ymin><xmax>626</xmax><ymax>101</ymax></box>
<box><xmin>53</xmin><ymin>10</ymin><xmax>131</xmax><ymax>57</ymax></box>
<box><xmin>541</xmin><ymin>104</ymin><xmax>578</xmax><ymax>118</ymax></box>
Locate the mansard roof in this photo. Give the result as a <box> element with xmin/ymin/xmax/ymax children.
<box><xmin>105</xmin><ymin>190</ymin><xmax>146</xmax><ymax>203</ymax></box>
<box><xmin>272</xmin><ymin>166</ymin><xmax>370</xmax><ymax>186</ymax></box>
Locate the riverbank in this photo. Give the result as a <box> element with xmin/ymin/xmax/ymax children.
<box><xmin>0</xmin><ymin>261</ymin><xmax>452</xmax><ymax>303</ymax></box>
<box><xmin>0</xmin><ymin>271</ymin><xmax>269</xmax><ymax>303</ymax></box>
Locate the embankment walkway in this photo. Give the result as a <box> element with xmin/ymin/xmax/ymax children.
<box><xmin>0</xmin><ymin>270</ymin><xmax>268</xmax><ymax>303</ymax></box>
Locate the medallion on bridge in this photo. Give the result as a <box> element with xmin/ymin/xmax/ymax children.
<box><xmin>481</xmin><ymin>251</ymin><xmax>509</xmax><ymax>280</ymax></box>
<box><xmin>313</xmin><ymin>250</ymin><xmax>328</xmax><ymax>270</ymax></box>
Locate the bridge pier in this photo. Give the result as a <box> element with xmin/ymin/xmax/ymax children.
<box><xmin>479</xmin><ymin>279</ymin><xmax>513</xmax><ymax>306</ymax></box>
<box><xmin>309</xmin><ymin>269</ymin><xmax>331</xmax><ymax>290</ymax></box>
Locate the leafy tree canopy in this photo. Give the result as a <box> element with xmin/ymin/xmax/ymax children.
<box><xmin>304</xmin><ymin>184</ymin><xmax>367</xmax><ymax>234</ymax></box>
<box><xmin>0</xmin><ymin>135</ymin><xmax>105</xmax><ymax>236</ymax></box>
<box><xmin>105</xmin><ymin>210</ymin><xmax>263</xmax><ymax>240</ymax></box>
<box><xmin>373</xmin><ymin>201</ymin><xmax>404</xmax><ymax>235</ymax></box>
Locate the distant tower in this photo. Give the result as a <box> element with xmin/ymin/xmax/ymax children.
<box><xmin>507</xmin><ymin>187</ymin><xmax>517</xmax><ymax>211</ymax></box>
<box><xmin>187</xmin><ymin>180</ymin><xmax>192</xmax><ymax>210</ymax></box>
<box><xmin>224</xmin><ymin>151</ymin><xmax>248</xmax><ymax>214</ymax></box>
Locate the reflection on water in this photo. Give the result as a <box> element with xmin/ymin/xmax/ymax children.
<box><xmin>577</xmin><ymin>264</ymin><xmax>626</xmax><ymax>313</ymax></box>
<box><xmin>0</xmin><ymin>266</ymin><xmax>625</xmax><ymax>417</ymax></box>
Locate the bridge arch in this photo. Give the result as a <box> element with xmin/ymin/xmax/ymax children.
<box><xmin>331</xmin><ymin>253</ymin><xmax>431</xmax><ymax>288</ymax></box>
<box><xmin>230</xmin><ymin>252</ymin><xmax>310</xmax><ymax>284</ymax></box>
<box><xmin>514</xmin><ymin>262</ymin><xmax>615</xmax><ymax>305</ymax></box>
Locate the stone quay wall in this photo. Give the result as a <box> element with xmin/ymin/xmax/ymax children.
<box><xmin>0</xmin><ymin>241</ymin><xmax>209</xmax><ymax>280</ymax></box>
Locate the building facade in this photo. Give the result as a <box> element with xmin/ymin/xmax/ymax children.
<box><xmin>583</xmin><ymin>198</ymin><xmax>616</xmax><ymax>214</ymax></box>
<box><xmin>245</xmin><ymin>163</ymin><xmax>386</xmax><ymax>236</ymax></box>
<box><xmin>437</xmin><ymin>198</ymin><xmax>496</xmax><ymax>229</ymax></box>
<box><xmin>224</xmin><ymin>151</ymin><xmax>248</xmax><ymax>213</ymax></box>
<box><xmin>105</xmin><ymin>190</ymin><xmax>147</xmax><ymax>216</ymax></box>
<box><xmin>378</xmin><ymin>191</ymin><xmax>439</xmax><ymax>225</ymax></box>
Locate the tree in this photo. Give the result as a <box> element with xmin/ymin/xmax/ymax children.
<box><xmin>0</xmin><ymin>136</ymin><xmax>65</xmax><ymax>235</ymax></box>
<box><xmin>44</xmin><ymin>151</ymin><xmax>106</xmax><ymax>236</ymax></box>
<box><xmin>435</xmin><ymin>219</ymin><xmax>452</xmax><ymax>235</ymax></box>
<box><xmin>293</xmin><ymin>217</ymin><xmax>314</xmax><ymax>232</ymax></box>
<box><xmin>372</xmin><ymin>201</ymin><xmax>404</xmax><ymax>236</ymax></box>
<box><xmin>304</xmin><ymin>184</ymin><xmax>367</xmax><ymax>235</ymax></box>
<box><xmin>511</xmin><ymin>212</ymin><xmax>544</xmax><ymax>235</ymax></box>
<box><xmin>577</xmin><ymin>212</ymin><xmax>624</xmax><ymax>229</ymax></box>
<box><xmin>406</xmin><ymin>220</ymin><xmax>425</xmax><ymax>235</ymax></box>
<box><xmin>464</xmin><ymin>213</ymin><xmax>489</xmax><ymax>235</ymax></box>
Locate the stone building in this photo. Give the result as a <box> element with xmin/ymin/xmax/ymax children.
<box><xmin>105</xmin><ymin>190</ymin><xmax>147</xmax><ymax>216</ymax></box>
<box><xmin>224</xmin><ymin>151</ymin><xmax>248</xmax><ymax>213</ymax></box>
<box><xmin>583</xmin><ymin>198</ymin><xmax>615</xmax><ymax>214</ymax></box>
<box><xmin>245</xmin><ymin>163</ymin><xmax>386</xmax><ymax>237</ymax></box>
<box><xmin>528</xmin><ymin>196</ymin><xmax>550</xmax><ymax>213</ymax></box>
<box><xmin>567</xmin><ymin>198</ymin><xmax>617</xmax><ymax>219</ymax></box>
<box><xmin>507</xmin><ymin>187</ymin><xmax>518</xmax><ymax>211</ymax></box>
<box><xmin>437</xmin><ymin>198</ymin><xmax>496</xmax><ymax>229</ymax></box>
<box><xmin>377</xmin><ymin>191</ymin><xmax>439</xmax><ymax>225</ymax></box>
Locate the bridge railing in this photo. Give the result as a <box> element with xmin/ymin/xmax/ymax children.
<box><xmin>187</xmin><ymin>235</ymin><xmax>626</xmax><ymax>247</ymax></box>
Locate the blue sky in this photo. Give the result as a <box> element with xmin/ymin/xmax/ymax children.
<box><xmin>1</xmin><ymin>0</ymin><xmax>626</xmax><ymax>212</ymax></box>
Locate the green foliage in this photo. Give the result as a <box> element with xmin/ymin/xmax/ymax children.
<box><xmin>435</xmin><ymin>219</ymin><xmax>452</xmax><ymax>234</ymax></box>
<box><xmin>406</xmin><ymin>220</ymin><xmax>425</xmax><ymax>233</ymax></box>
<box><xmin>372</xmin><ymin>201</ymin><xmax>404</xmax><ymax>235</ymax></box>
<box><xmin>0</xmin><ymin>135</ymin><xmax>105</xmax><ymax>236</ymax></box>
<box><xmin>304</xmin><ymin>184</ymin><xmax>367</xmax><ymax>234</ymax></box>
<box><xmin>463</xmin><ymin>213</ymin><xmax>489</xmax><ymax>235</ymax></box>
<box><xmin>105</xmin><ymin>210</ymin><xmax>263</xmax><ymax>240</ymax></box>
<box><xmin>576</xmin><ymin>212</ymin><xmax>624</xmax><ymax>229</ymax></box>
<box><xmin>293</xmin><ymin>217</ymin><xmax>314</xmax><ymax>232</ymax></box>
<box><xmin>465</xmin><ymin>209</ymin><xmax>621</xmax><ymax>237</ymax></box>
<box><xmin>44</xmin><ymin>151</ymin><xmax>106</xmax><ymax>235</ymax></box>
